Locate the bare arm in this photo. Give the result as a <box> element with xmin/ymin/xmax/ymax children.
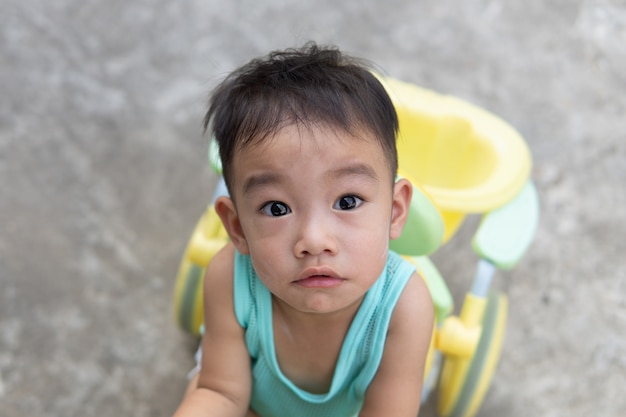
<box><xmin>173</xmin><ymin>244</ymin><xmax>252</xmax><ymax>417</ymax></box>
<box><xmin>359</xmin><ymin>272</ymin><xmax>434</xmax><ymax>417</ymax></box>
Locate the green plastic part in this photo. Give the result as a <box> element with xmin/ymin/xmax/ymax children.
<box><xmin>208</xmin><ymin>138</ymin><xmax>223</xmax><ymax>174</ymax></box>
<box><xmin>390</xmin><ymin>185</ymin><xmax>445</xmax><ymax>256</ymax></box>
<box><xmin>472</xmin><ymin>181</ymin><xmax>539</xmax><ymax>270</ymax></box>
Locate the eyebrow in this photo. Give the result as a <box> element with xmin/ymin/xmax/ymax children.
<box><xmin>242</xmin><ymin>172</ymin><xmax>284</xmax><ymax>195</ymax></box>
<box><xmin>330</xmin><ymin>163</ymin><xmax>379</xmax><ymax>182</ymax></box>
<box><xmin>242</xmin><ymin>163</ymin><xmax>379</xmax><ymax>195</ymax></box>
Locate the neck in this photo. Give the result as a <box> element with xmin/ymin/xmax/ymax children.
<box><xmin>272</xmin><ymin>295</ymin><xmax>363</xmax><ymax>333</ymax></box>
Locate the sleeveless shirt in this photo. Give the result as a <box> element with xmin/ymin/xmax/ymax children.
<box><xmin>233</xmin><ymin>250</ymin><xmax>415</xmax><ymax>417</ymax></box>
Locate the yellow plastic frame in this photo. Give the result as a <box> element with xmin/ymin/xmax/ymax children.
<box><xmin>437</xmin><ymin>293</ymin><xmax>508</xmax><ymax>417</ymax></box>
<box><xmin>381</xmin><ymin>77</ymin><xmax>531</xmax><ymax>241</ymax></box>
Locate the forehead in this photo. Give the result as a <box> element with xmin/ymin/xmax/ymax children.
<box><xmin>238</xmin><ymin>123</ymin><xmax>388</xmax><ymax>165</ymax></box>
<box><xmin>231</xmin><ymin>123</ymin><xmax>392</xmax><ymax>189</ymax></box>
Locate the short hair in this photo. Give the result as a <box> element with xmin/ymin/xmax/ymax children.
<box><xmin>203</xmin><ymin>42</ymin><xmax>399</xmax><ymax>193</ymax></box>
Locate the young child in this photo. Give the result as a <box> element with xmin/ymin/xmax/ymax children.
<box><xmin>173</xmin><ymin>43</ymin><xmax>434</xmax><ymax>417</ymax></box>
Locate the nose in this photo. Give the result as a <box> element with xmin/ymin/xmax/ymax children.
<box><xmin>293</xmin><ymin>211</ymin><xmax>338</xmax><ymax>258</ymax></box>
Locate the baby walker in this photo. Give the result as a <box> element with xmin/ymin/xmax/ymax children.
<box><xmin>172</xmin><ymin>77</ymin><xmax>539</xmax><ymax>417</ymax></box>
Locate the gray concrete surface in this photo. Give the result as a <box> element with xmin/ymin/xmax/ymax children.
<box><xmin>1</xmin><ymin>0</ymin><xmax>625</xmax><ymax>416</ymax></box>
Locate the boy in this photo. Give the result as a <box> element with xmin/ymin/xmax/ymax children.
<box><xmin>174</xmin><ymin>43</ymin><xmax>434</xmax><ymax>417</ymax></box>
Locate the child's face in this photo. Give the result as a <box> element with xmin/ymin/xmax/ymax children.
<box><xmin>223</xmin><ymin>124</ymin><xmax>408</xmax><ymax>316</ymax></box>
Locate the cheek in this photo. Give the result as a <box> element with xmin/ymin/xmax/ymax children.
<box><xmin>374</xmin><ymin>239</ymin><xmax>391</xmax><ymax>270</ymax></box>
<box><xmin>354</xmin><ymin>236</ymin><xmax>390</xmax><ymax>283</ymax></box>
<box><xmin>372</xmin><ymin>225</ymin><xmax>393</xmax><ymax>262</ymax></box>
<box><xmin>350</xmin><ymin>225</ymin><xmax>390</xmax><ymax>262</ymax></box>
<box><xmin>247</xmin><ymin>242</ymin><xmax>287</xmax><ymax>282</ymax></box>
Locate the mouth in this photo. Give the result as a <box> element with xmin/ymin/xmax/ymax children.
<box><xmin>295</xmin><ymin>267</ymin><xmax>344</xmax><ymax>288</ymax></box>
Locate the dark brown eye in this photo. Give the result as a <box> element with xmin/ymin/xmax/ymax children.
<box><xmin>261</xmin><ymin>201</ymin><xmax>291</xmax><ymax>217</ymax></box>
<box><xmin>334</xmin><ymin>195</ymin><xmax>363</xmax><ymax>210</ymax></box>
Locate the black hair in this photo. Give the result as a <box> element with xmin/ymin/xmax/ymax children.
<box><xmin>203</xmin><ymin>42</ymin><xmax>399</xmax><ymax>192</ymax></box>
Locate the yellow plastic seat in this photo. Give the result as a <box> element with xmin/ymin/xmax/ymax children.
<box><xmin>381</xmin><ymin>78</ymin><xmax>532</xmax><ymax>242</ymax></box>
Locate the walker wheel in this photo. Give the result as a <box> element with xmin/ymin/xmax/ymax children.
<box><xmin>438</xmin><ymin>292</ymin><xmax>508</xmax><ymax>417</ymax></box>
<box><xmin>173</xmin><ymin>257</ymin><xmax>205</xmax><ymax>336</ymax></box>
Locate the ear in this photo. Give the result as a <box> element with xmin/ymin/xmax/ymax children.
<box><xmin>389</xmin><ymin>178</ymin><xmax>413</xmax><ymax>240</ymax></box>
<box><xmin>214</xmin><ymin>196</ymin><xmax>250</xmax><ymax>254</ymax></box>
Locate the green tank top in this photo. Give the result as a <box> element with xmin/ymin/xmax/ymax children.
<box><xmin>233</xmin><ymin>250</ymin><xmax>415</xmax><ymax>416</ymax></box>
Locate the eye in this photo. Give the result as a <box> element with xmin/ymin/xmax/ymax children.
<box><xmin>333</xmin><ymin>195</ymin><xmax>364</xmax><ymax>211</ymax></box>
<box><xmin>260</xmin><ymin>201</ymin><xmax>291</xmax><ymax>217</ymax></box>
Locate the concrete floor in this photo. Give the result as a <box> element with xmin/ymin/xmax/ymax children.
<box><xmin>1</xmin><ymin>0</ymin><xmax>625</xmax><ymax>416</ymax></box>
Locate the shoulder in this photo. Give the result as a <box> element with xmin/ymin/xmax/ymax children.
<box><xmin>197</xmin><ymin>242</ymin><xmax>252</xmax><ymax>407</ymax></box>
<box><xmin>203</xmin><ymin>243</ymin><xmax>256</xmax><ymax>330</ymax></box>
<box><xmin>204</xmin><ymin>242</ymin><xmax>235</xmax><ymax>298</ymax></box>
<box><xmin>202</xmin><ymin>243</ymin><xmax>237</xmax><ymax>315</ymax></box>
<box><xmin>381</xmin><ymin>269</ymin><xmax>434</xmax><ymax>363</ymax></box>
<box><xmin>390</xmin><ymin>271</ymin><xmax>434</xmax><ymax>336</ymax></box>
<box><xmin>205</xmin><ymin>242</ymin><xmax>236</xmax><ymax>284</ymax></box>
<box><xmin>200</xmin><ymin>242</ymin><xmax>248</xmax><ymax>347</ymax></box>
<box><xmin>359</xmin><ymin>271</ymin><xmax>433</xmax><ymax>415</ymax></box>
